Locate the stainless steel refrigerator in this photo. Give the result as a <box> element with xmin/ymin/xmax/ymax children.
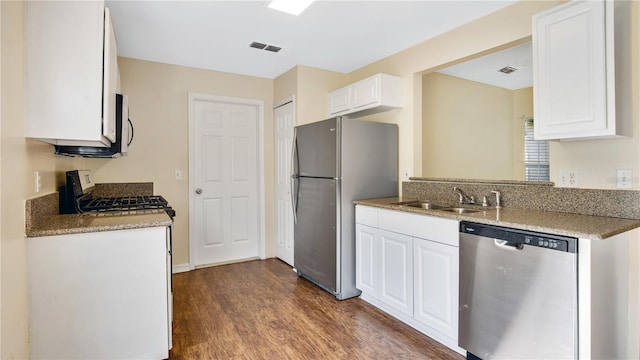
<box><xmin>291</xmin><ymin>116</ymin><xmax>398</xmax><ymax>300</ymax></box>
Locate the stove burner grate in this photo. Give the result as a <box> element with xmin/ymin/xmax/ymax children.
<box><xmin>79</xmin><ymin>195</ymin><xmax>174</xmax><ymax>217</ymax></box>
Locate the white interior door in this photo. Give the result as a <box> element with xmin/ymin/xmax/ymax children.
<box><xmin>274</xmin><ymin>99</ymin><xmax>294</xmax><ymax>266</ymax></box>
<box><xmin>189</xmin><ymin>94</ymin><xmax>261</xmax><ymax>267</ymax></box>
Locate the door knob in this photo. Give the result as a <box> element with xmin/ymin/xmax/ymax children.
<box><xmin>195</xmin><ymin>188</ymin><xmax>202</xmax><ymax>195</ymax></box>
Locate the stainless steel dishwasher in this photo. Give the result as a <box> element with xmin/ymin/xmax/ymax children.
<box><xmin>459</xmin><ymin>221</ymin><xmax>578</xmax><ymax>360</ymax></box>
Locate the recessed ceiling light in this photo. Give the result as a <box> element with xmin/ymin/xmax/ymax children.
<box><xmin>268</xmin><ymin>0</ymin><xmax>315</xmax><ymax>16</ymax></box>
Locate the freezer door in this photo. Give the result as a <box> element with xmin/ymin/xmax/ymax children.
<box><xmin>294</xmin><ymin>118</ymin><xmax>338</xmax><ymax>178</ymax></box>
<box><xmin>294</xmin><ymin>177</ymin><xmax>338</xmax><ymax>293</ymax></box>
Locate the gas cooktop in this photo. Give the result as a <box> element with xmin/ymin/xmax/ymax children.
<box><xmin>79</xmin><ymin>195</ymin><xmax>175</xmax><ymax>218</ymax></box>
<box><xmin>60</xmin><ymin>170</ymin><xmax>175</xmax><ymax>218</ymax></box>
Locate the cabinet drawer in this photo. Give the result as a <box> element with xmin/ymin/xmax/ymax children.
<box><xmin>355</xmin><ymin>205</ymin><xmax>378</xmax><ymax>227</ymax></box>
<box><xmin>379</xmin><ymin>209</ymin><xmax>458</xmax><ymax>247</ymax></box>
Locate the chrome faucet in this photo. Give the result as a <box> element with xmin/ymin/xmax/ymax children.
<box><xmin>454</xmin><ymin>187</ymin><xmax>475</xmax><ymax>205</ymax></box>
<box><xmin>491</xmin><ymin>190</ymin><xmax>502</xmax><ymax>209</ymax></box>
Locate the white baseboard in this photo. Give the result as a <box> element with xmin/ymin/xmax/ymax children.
<box><xmin>172</xmin><ymin>263</ymin><xmax>191</xmax><ymax>274</ymax></box>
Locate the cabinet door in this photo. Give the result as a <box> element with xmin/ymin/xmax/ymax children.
<box><xmin>413</xmin><ymin>238</ymin><xmax>458</xmax><ymax>340</ymax></box>
<box><xmin>102</xmin><ymin>7</ymin><xmax>118</xmax><ymax>142</ymax></box>
<box><xmin>27</xmin><ymin>227</ymin><xmax>170</xmax><ymax>359</ymax></box>
<box><xmin>533</xmin><ymin>1</ymin><xmax>609</xmax><ymax>140</ymax></box>
<box><xmin>25</xmin><ymin>1</ymin><xmax>110</xmax><ymax>146</ymax></box>
<box><xmin>380</xmin><ymin>230</ymin><xmax>413</xmax><ymax>316</ymax></box>
<box><xmin>328</xmin><ymin>87</ymin><xmax>350</xmax><ymax>115</ymax></box>
<box><xmin>355</xmin><ymin>224</ymin><xmax>379</xmax><ymax>297</ymax></box>
<box><xmin>351</xmin><ymin>75</ymin><xmax>381</xmax><ymax>110</ymax></box>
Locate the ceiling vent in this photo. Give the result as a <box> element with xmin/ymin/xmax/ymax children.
<box><xmin>264</xmin><ymin>45</ymin><xmax>282</xmax><ymax>53</ymax></box>
<box><xmin>250</xmin><ymin>41</ymin><xmax>282</xmax><ymax>53</ymax></box>
<box><xmin>498</xmin><ymin>66</ymin><xmax>518</xmax><ymax>74</ymax></box>
<box><xmin>250</xmin><ymin>41</ymin><xmax>267</xmax><ymax>50</ymax></box>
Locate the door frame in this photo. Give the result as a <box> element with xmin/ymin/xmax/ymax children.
<box><xmin>187</xmin><ymin>92</ymin><xmax>266</xmax><ymax>270</ymax></box>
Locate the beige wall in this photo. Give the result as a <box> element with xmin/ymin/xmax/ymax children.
<box><xmin>274</xmin><ymin>66</ymin><xmax>297</xmax><ymax>109</ymax></box>
<box><xmin>422</xmin><ymin>72</ymin><xmax>519</xmax><ymax>180</ymax></box>
<box><xmin>295</xmin><ymin>65</ymin><xmax>348</xmax><ymax>125</ymax></box>
<box><xmin>1</xmin><ymin>2</ymin><xmax>80</xmax><ymax>357</ymax></box>
<box><xmin>512</xmin><ymin>87</ymin><xmax>533</xmax><ymax>180</ymax></box>
<box><xmin>82</xmin><ymin>57</ymin><xmax>275</xmax><ymax>266</ymax></box>
<box><xmin>274</xmin><ymin>65</ymin><xmax>347</xmax><ymax>126</ymax></box>
<box><xmin>347</xmin><ymin>0</ymin><xmax>565</xmax><ymax>183</ymax></box>
<box><xmin>549</xmin><ymin>1</ymin><xmax>640</xmax><ymax>190</ymax></box>
<box><xmin>348</xmin><ymin>0</ymin><xmax>640</xmax><ymax>191</ymax></box>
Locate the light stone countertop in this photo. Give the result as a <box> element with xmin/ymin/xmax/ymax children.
<box><xmin>354</xmin><ymin>197</ymin><xmax>640</xmax><ymax>240</ymax></box>
<box><xmin>25</xmin><ymin>190</ymin><xmax>173</xmax><ymax>238</ymax></box>
<box><xmin>26</xmin><ymin>211</ymin><xmax>173</xmax><ymax>238</ymax></box>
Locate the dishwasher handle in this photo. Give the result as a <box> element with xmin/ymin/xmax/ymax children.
<box><xmin>494</xmin><ymin>239</ymin><xmax>524</xmax><ymax>251</ymax></box>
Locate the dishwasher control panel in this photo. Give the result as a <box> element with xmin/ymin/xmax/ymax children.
<box><xmin>523</xmin><ymin>235</ymin><xmax>568</xmax><ymax>251</ymax></box>
<box><xmin>460</xmin><ymin>222</ymin><xmax>577</xmax><ymax>253</ymax></box>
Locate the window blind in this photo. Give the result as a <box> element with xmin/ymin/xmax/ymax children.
<box><xmin>524</xmin><ymin>117</ymin><xmax>549</xmax><ymax>181</ymax></box>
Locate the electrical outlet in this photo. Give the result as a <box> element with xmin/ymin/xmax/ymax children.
<box><xmin>568</xmin><ymin>171</ymin><xmax>578</xmax><ymax>187</ymax></box>
<box><xmin>175</xmin><ymin>169</ymin><xmax>183</xmax><ymax>180</ymax></box>
<box><xmin>617</xmin><ymin>169</ymin><xmax>632</xmax><ymax>189</ymax></box>
<box><xmin>559</xmin><ymin>170</ymin><xmax>579</xmax><ymax>187</ymax></box>
<box><xmin>35</xmin><ymin>171</ymin><xmax>41</xmax><ymax>193</ymax></box>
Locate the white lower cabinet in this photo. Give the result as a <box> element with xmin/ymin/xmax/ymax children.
<box><xmin>355</xmin><ymin>205</ymin><xmax>463</xmax><ymax>354</ymax></box>
<box><xmin>27</xmin><ymin>227</ymin><xmax>171</xmax><ymax>359</ymax></box>
<box><xmin>380</xmin><ymin>230</ymin><xmax>413</xmax><ymax>316</ymax></box>
<box><xmin>356</xmin><ymin>225</ymin><xmax>413</xmax><ymax>316</ymax></box>
<box><xmin>413</xmin><ymin>238</ymin><xmax>458</xmax><ymax>340</ymax></box>
<box><xmin>356</xmin><ymin>224</ymin><xmax>380</xmax><ymax>297</ymax></box>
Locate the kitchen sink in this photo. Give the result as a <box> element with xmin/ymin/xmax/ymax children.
<box><xmin>399</xmin><ymin>201</ymin><xmax>485</xmax><ymax>214</ymax></box>
<box><xmin>438</xmin><ymin>207</ymin><xmax>482</xmax><ymax>214</ymax></box>
<box><xmin>406</xmin><ymin>202</ymin><xmax>449</xmax><ymax>210</ymax></box>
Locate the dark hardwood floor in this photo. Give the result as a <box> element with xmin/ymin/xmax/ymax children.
<box><xmin>169</xmin><ymin>258</ymin><xmax>465</xmax><ymax>359</ymax></box>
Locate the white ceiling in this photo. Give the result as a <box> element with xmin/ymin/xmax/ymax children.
<box><xmin>438</xmin><ymin>42</ymin><xmax>532</xmax><ymax>90</ymax></box>
<box><xmin>105</xmin><ymin>0</ymin><xmax>519</xmax><ymax>80</ymax></box>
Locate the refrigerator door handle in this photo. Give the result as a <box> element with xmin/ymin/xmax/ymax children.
<box><xmin>290</xmin><ymin>130</ymin><xmax>299</xmax><ymax>224</ymax></box>
<box><xmin>290</xmin><ymin>176</ymin><xmax>298</xmax><ymax>224</ymax></box>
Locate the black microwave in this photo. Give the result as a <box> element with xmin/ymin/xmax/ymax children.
<box><xmin>54</xmin><ymin>94</ymin><xmax>133</xmax><ymax>158</ymax></box>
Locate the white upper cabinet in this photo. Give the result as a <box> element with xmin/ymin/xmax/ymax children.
<box><xmin>25</xmin><ymin>1</ymin><xmax>118</xmax><ymax>147</ymax></box>
<box><xmin>328</xmin><ymin>73</ymin><xmax>403</xmax><ymax>118</ymax></box>
<box><xmin>328</xmin><ymin>87</ymin><xmax>351</xmax><ymax>115</ymax></box>
<box><xmin>102</xmin><ymin>8</ymin><xmax>118</xmax><ymax>143</ymax></box>
<box><xmin>532</xmin><ymin>0</ymin><xmax>631</xmax><ymax>140</ymax></box>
